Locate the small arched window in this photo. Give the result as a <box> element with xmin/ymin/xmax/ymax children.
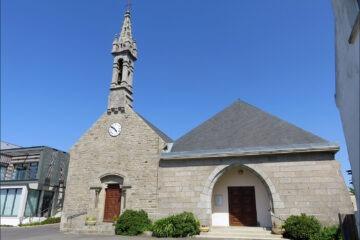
<box><xmin>100</xmin><ymin>174</ymin><xmax>124</xmax><ymax>185</ymax></box>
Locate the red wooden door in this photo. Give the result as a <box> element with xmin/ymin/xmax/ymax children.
<box><xmin>228</xmin><ymin>186</ymin><xmax>257</xmax><ymax>226</ymax></box>
<box><xmin>103</xmin><ymin>185</ymin><xmax>121</xmax><ymax>222</ymax></box>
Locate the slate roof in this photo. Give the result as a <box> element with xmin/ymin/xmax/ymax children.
<box><xmin>1</xmin><ymin>141</ymin><xmax>21</xmax><ymax>150</ymax></box>
<box><xmin>171</xmin><ymin>100</ymin><xmax>329</xmax><ymax>153</ymax></box>
<box><xmin>137</xmin><ymin>113</ymin><xmax>173</xmax><ymax>143</ymax></box>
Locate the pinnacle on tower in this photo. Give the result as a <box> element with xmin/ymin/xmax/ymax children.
<box><xmin>107</xmin><ymin>9</ymin><xmax>138</xmax><ymax>114</ymax></box>
<box><xmin>112</xmin><ymin>10</ymin><xmax>137</xmax><ymax>59</ymax></box>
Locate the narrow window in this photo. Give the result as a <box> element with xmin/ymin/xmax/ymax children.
<box><xmin>117</xmin><ymin>59</ymin><xmax>123</xmax><ymax>84</ymax></box>
<box><xmin>0</xmin><ymin>189</ymin><xmax>6</xmax><ymax>214</ymax></box>
<box><xmin>24</xmin><ymin>190</ymin><xmax>40</xmax><ymax>217</ymax></box>
<box><xmin>29</xmin><ymin>163</ymin><xmax>38</xmax><ymax>179</ymax></box>
<box><xmin>0</xmin><ymin>165</ymin><xmax>7</xmax><ymax>180</ymax></box>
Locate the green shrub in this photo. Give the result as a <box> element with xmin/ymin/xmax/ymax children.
<box><xmin>115</xmin><ymin>209</ymin><xmax>151</xmax><ymax>236</ymax></box>
<box><xmin>310</xmin><ymin>226</ymin><xmax>343</xmax><ymax>240</ymax></box>
<box><xmin>283</xmin><ymin>214</ymin><xmax>322</xmax><ymax>240</ymax></box>
<box><xmin>152</xmin><ymin>212</ymin><xmax>200</xmax><ymax>238</ymax></box>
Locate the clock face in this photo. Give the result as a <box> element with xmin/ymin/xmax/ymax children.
<box><xmin>108</xmin><ymin>123</ymin><xmax>122</xmax><ymax>137</ymax></box>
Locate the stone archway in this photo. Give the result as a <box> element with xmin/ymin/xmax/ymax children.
<box><xmin>211</xmin><ymin>166</ymin><xmax>272</xmax><ymax>227</ymax></box>
<box><xmin>99</xmin><ymin>173</ymin><xmax>124</xmax><ymax>185</ymax></box>
<box><xmin>200</xmin><ymin>163</ymin><xmax>281</xmax><ymax>228</ymax></box>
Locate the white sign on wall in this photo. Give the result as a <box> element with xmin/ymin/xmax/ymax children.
<box><xmin>215</xmin><ymin>194</ymin><xmax>223</xmax><ymax>207</ymax></box>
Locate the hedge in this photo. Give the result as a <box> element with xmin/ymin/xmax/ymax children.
<box><xmin>152</xmin><ymin>212</ymin><xmax>200</xmax><ymax>238</ymax></box>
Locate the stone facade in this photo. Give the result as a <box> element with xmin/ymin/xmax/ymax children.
<box><xmin>60</xmin><ymin>106</ymin><xmax>167</xmax><ymax>232</ymax></box>
<box><xmin>60</xmin><ymin>8</ymin><xmax>354</xmax><ymax>234</ymax></box>
<box><xmin>158</xmin><ymin>152</ymin><xmax>354</xmax><ymax>227</ymax></box>
<box><xmin>61</xmin><ymin>131</ymin><xmax>353</xmax><ymax>232</ymax></box>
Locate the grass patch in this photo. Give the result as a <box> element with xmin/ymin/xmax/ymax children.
<box><xmin>19</xmin><ymin>217</ymin><xmax>61</xmax><ymax>227</ymax></box>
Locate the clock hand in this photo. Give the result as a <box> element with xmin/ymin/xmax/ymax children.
<box><xmin>111</xmin><ymin>126</ymin><xmax>117</xmax><ymax>132</ymax></box>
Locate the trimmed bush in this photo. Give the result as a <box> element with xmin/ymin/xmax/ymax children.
<box><xmin>115</xmin><ymin>209</ymin><xmax>151</xmax><ymax>236</ymax></box>
<box><xmin>283</xmin><ymin>214</ymin><xmax>322</xmax><ymax>240</ymax></box>
<box><xmin>152</xmin><ymin>212</ymin><xmax>200</xmax><ymax>238</ymax></box>
<box><xmin>310</xmin><ymin>226</ymin><xmax>343</xmax><ymax>240</ymax></box>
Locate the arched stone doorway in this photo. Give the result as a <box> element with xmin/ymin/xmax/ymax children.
<box><xmin>200</xmin><ymin>163</ymin><xmax>278</xmax><ymax>228</ymax></box>
<box><xmin>211</xmin><ymin>166</ymin><xmax>272</xmax><ymax>227</ymax></box>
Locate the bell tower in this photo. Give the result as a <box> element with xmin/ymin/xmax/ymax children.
<box><xmin>107</xmin><ymin>9</ymin><xmax>137</xmax><ymax>114</ymax></box>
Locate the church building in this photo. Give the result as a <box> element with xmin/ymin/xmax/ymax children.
<box><xmin>60</xmin><ymin>10</ymin><xmax>353</xmax><ymax>234</ymax></box>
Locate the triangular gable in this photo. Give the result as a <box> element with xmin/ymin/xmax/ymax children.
<box><xmin>171</xmin><ymin>100</ymin><xmax>328</xmax><ymax>152</ymax></box>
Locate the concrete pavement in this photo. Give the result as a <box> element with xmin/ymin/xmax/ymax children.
<box><xmin>0</xmin><ymin>224</ymin><xmax>190</xmax><ymax>240</ymax></box>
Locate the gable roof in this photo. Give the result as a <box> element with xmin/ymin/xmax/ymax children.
<box><xmin>137</xmin><ymin>113</ymin><xmax>173</xmax><ymax>143</ymax></box>
<box><xmin>171</xmin><ymin>100</ymin><xmax>329</xmax><ymax>153</ymax></box>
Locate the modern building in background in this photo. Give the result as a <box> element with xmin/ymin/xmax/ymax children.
<box><xmin>0</xmin><ymin>142</ymin><xmax>69</xmax><ymax>226</ymax></box>
<box><xmin>332</xmin><ymin>0</ymin><xmax>360</xmax><ymax>234</ymax></box>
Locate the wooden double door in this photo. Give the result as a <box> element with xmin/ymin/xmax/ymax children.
<box><xmin>228</xmin><ymin>186</ymin><xmax>257</xmax><ymax>226</ymax></box>
<box><xmin>103</xmin><ymin>184</ymin><xmax>121</xmax><ymax>222</ymax></box>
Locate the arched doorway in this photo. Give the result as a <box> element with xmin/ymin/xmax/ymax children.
<box><xmin>211</xmin><ymin>165</ymin><xmax>273</xmax><ymax>228</ymax></box>
<box><xmin>100</xmin><ymin>174</ymin><xmax>124</xmax><ymax>222</ymax></box>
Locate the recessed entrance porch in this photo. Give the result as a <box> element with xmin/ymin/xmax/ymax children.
<box><xmin>211</xmin><ymin>166</ymin><xmax>272</xmax><ymax>228</ymax></box>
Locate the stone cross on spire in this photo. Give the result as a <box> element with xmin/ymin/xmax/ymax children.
<box><xmin>108</xmin><ymin>9</ymin><xmax>138</xmax><ymax>114</ymax></box>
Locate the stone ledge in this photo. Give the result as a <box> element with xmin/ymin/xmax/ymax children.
<box><xmin>161</xmin><ymin>143</ymin><xmax>339</xmax><ymax>160</ymax></box>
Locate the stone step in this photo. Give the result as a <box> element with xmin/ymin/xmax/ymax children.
<box><xmin>205</xmin><ymin>231</ymin><xmax>277</xmax><ymax>236</ymax></box>
<box><xmin>200</xmin><ymin>232</ymin><xmax>282</xmax><ymax>237</ymax></box>
<box><xmin>71</xmin><ymin>223</ymin><xmax>115</xmax><ymax>235</ymax></box>
<box><xmin>197</xmin><ymin>227</ymin><xmax>284</xmax><ymax>240</ymax></box>
<box><xmin>197</xmin><ymin>235</ymin><xmax>284</xmax><ymax>240</ymax></box>
<box><xmin>210</xmin><ymin>226</ymin><xmax>271</xmax><ymax>233</ymax></box>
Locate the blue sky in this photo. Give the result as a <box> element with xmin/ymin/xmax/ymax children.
<box><xmin>1</xmin><ymin>0</ymin><xmax>352</xmax><ymax>184</ymax></box>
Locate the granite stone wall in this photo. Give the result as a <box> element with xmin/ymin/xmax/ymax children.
<box><xmin>157</xmin><ymin>152</ymin><xmax>354</xmax><ymax>227</ymax></box>
<box><xmin>60</xmin><ymin>106</ymin><xmax>166</xmax><ymax>232</ymax></box>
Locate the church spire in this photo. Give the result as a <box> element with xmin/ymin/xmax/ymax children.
<box><xmin>116</xmin><ymin>10</ymin><xmax>137</xmax><ymax>59</ymax></box>
<box><xmin>108</xmin><ymin>9</ymin><xmax>138</xmax><ymax>114</ymax></box>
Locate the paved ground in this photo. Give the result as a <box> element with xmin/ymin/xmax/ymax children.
<box><xmin>0</xmin><ymin>224</ymin><xmax>200</xmax><ymax>240</ymax></box>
